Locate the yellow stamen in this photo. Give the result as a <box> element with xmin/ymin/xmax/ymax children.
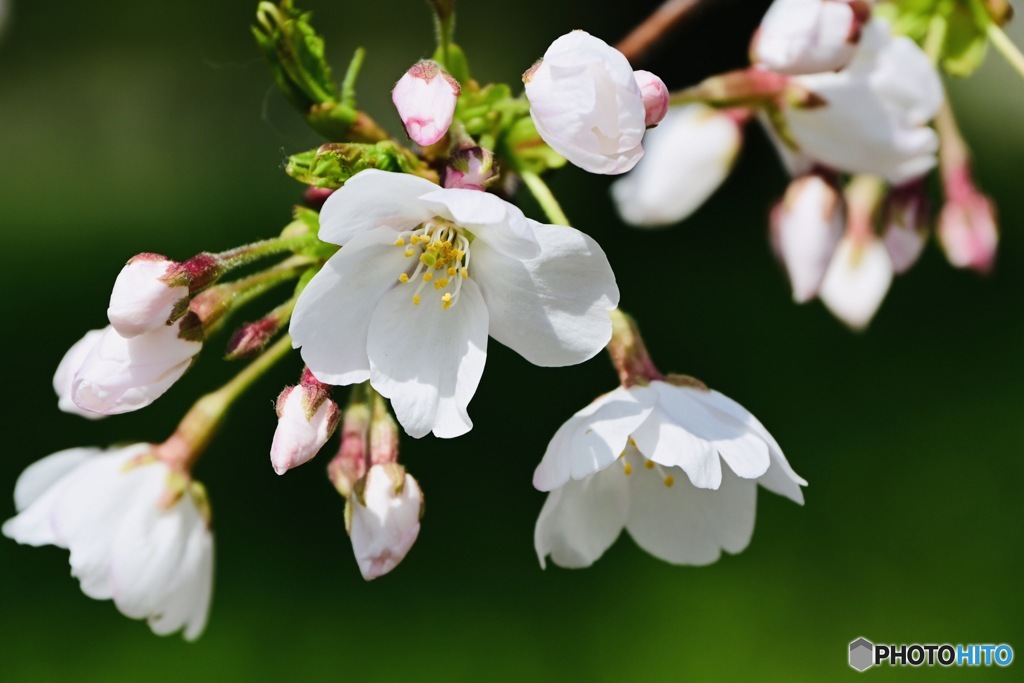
<box><xmin>447</xmin><ymin>266</ymin><xmax>457</xmax><ymax>276</ymax></box>
<box><xmin>409</xmin><ymin>235</ymin><xmax>421</xmax><ymax>245</ymax></box>
<box><xmin>442</xmin><ymin>300</ymin><xmax>452</xmax><ymax>310</ymax></box>
<box><xmin>623</xmin><ymin>462</ymin><xmax>633</xmax><ymax>475</ymax></box>
<box><xmin>404</xmin><ymin>248</ymin><xmax>414</xmax><ymax>258</ymax></box>
<box><xmin>398</xmin><ymin>273</ymin><xmax>409</xmax><ymax>283</ymax></box>
<box><xmin>394</xmin><ymin>237</ymin><xmax>405</xmax><ymax>246</ymax></box>
<box><xmin>413</xmin><ymin>294</ymin><xmax>421</xmax><ymax>306</ymax></box>
<box><xmin>460</xmin><ymin>267</ymin><xmax>468</xmax><ymax>278</ymax></box>
<box><xmin>644</xmin><ymin>460</ymin><xmax>655</xmax><ymax>470</ymax></box>
<box><xmin>441</xmin><ymin>292</ymin><xmax>452</xmax><ymax>303</ymax></box>
<box><xmin>663</xmin><ymin>475</ymin><xmax>675</xmax><ymax>488</ymax></box>
<box><xmin>423</xmin><ymin>272</ymin><xmax>433</xmax><ymax>282</ymax></box>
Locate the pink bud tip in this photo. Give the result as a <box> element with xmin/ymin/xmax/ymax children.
<box><xmin>633</xmin><ymin>70</ymin><xmax>669</xmax><ymax>128</ymax></box>
<box><xmin>392</xmin><ymin>61</ymin><xmax>461</xmax><ymax>147</ymax></box>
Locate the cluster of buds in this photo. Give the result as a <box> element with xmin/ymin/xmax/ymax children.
<box><xmin>328</xmin><ymin>387</ymin><xmax>423</xmax><ymax>581</ymax></box>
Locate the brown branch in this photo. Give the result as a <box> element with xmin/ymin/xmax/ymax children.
<box><xmin>615</xmin><ymin>0</ymin><xmax>702</xmax><ymax>63</ymax></box>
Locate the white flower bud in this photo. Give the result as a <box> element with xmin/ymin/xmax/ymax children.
<box><xmin>753</xmin><ymin>0</ymin><xmax>868</xmax><ymax>75</ymax></box>
<box><xmin>882</xmin><ymin>182</ymin><xmax>929</xmax><ymax>275</ymax></box>
<box><xmin>2</xmin><ymin>445</ymin><xmax>214</xmax><ymax>641</ymax></box>
<box><xmin>346</xmin><ymin>464</ymin><xmax>423</xmax><ymax>581</ymax></box>
<box><xmin>392</xmin><ymin>61</ymin><xmax>461</xmax><ymax>147</ymax></box>
<box><xmin>107</xmin><ymin>254</ymin><xmax>189</xmax><ymax>338</ymax></box>
<box><xmin>71</xmin><ymin>321</ymin><xmax>202</xmax><ymax>415</ymax></box>
<box><xmin>633</xmin><ymin>70</ymin><xmax>669</xmax><ymax>127</ymax></box>
<box><xmin>611</xmin><ymin>104</ymin><xmax>741</xmax><ymax>226</ymax></box>
<box><xmin>524</xmin><ymin>30</ymin><xmax>646</xmax><ymax>174</ymax></box>
<box><xmin>270</xmin><ymin>384</ymin><xmax>340</xmax><ymax>475</ymax></box>
<box><xmin>819</xmin><ymin>234</ymin><xmax>894</xmax><ymax>330</ymax></box>
<box><xmin>773</xmin><ymin>174</ymin><xmax>844</xmax><ymax>302</ymax></box>
<box><xmin>53</xmin><ymin>328</ymin><xmax>106</xmax><ymax>419</ymax></box>
<box><xmin>938</xmin><ymin>173</ymin><xmax>998</xmax><ymax>274</ymax></box>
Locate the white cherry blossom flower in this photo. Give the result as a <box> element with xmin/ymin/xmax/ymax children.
<box><xmin>2</xmin><ymin>444</ymin><xmax>214</xmax><ymax>640</ymax></box>
<box><xmin>107</xmin><ymin>254</ymin><xmax>189</xmax><ymax>338</ymax></box>
<box><xmin>524</xmin><ymin>30</ymin><xmax>648</xmax><ymax>174</ymax></box>
<box><xmin>392</xmin><ymin>61</ymin><xmax>461</xmax><ymax>147</ymax></box>
<box><xmin>772</xmin><ymin>174</ymin><xmax>844</xmax><ymax>302</ymax></box>
<box><xmin>70</xmin><ymin>320</ymin><xmax>202</xmax><ymax>416</ymax></box>
<box><xmin>611</xmin><ymin>105</ymin><xmax>742</xmax><ymax>227</ymax></box>
<box><xmin>347</xmin><ymin>464</ymin><xmax>423</xmax><ymax>580</ymax></box>
<box><xmin>782</xmin><ymin>20</ymin><xmax>943</xmax><ymax>184</ymax></box>
<box><xmin>534</xmin><ymin>380</ymin><xmax>806</xmax><ymax>568</ymax></box>
<box><xmin>290</xmin><ymin>170</ymin><xmax>619</xmax><ymax>439</ymax></box>
<box><xmin>753</xmin><ymin>0</ymin><xmax>869</xmax><ymax>75</ymax></box>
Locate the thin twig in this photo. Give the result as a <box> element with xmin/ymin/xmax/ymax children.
<box><xmin>615</xmin><ymin>0</ymin><xmax>702</xmax><ymax>63</ymax></box>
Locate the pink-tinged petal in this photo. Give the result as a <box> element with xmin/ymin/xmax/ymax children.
<box><xmin>472</xmin><ymin>221</ymin><xmax>619</xmax><ymax>367</ymax></box>
<box><xmin>534</xmin><ymin>464</ymin><xmax>630</xmax><ymax>569</ymax></box>
<box><xmin>392</xmin><ymin>61</ymin><xmax>460</xmax><ymax>147</ymax></box>
<box><xmin>291</xmin><ymin>226</ymin><xmax>411</xmax><ymax>386</ymax></box>
<box><xmin>625</xmin><ymin>459</ymin><xmax>757</xmax><ymax>565</ymax></box>
<box><xmin>633</xmin><ymin>70</ymin><xmax>669</xmax><ymax>127</ymax></box>
<box><xmin>532</xmin><ymin>386</ymin><xmax>655</xmax><ymax>492</ymax></box>
<box><xmin>367</xmin><ymin>278</ymin><xmax>489</xmax><ymax>439</ymax></box>
<box><xmin>317</xmin><ymin>169</ymin><xmax>440</xmax><ymax>246</ymax></box>
<box><xmin>753</xmin><ymin>0</ymin><xmax>862</xmax><ymax>75</ymax></box>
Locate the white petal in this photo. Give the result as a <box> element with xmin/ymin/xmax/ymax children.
<box><xmin>472</xmin><ymin>222</ymin><xmax>619</xmax><ymax>367</ymax></box>
<box><xmin>754</xmin><ymin>0</ymin><xmax>859</xmax><ymax>75</ymax></box>
<box><xmin>107</xmin><ymin>257</ymin><xmax>187</xmax><ymax>339</ymax></box>
<box><xmin>776</xmin><ymin>174</ymin><xmax>844</xmax><ymax>303</ymax></box>
<box><xmin>625</xmin><ymin>460</ymin><xmax>757</xmax><ymax>565</ymax></box>
<box><xmin>291</xmin><ymin>227</ymin><xmax>411</xmax><ymax>385</ymax></box>
<box><xmin>392</xmin><ymin>65</ymin><xmax>459</xmax><ymax>147</ymax></box>
<box><xmin>53</xmin><ymin>329</ymin><xmax>107</xmax><ymax>419</ymax></box>
<box><xmin>349</xmin><ymin>466</ymin><xmax>423</xmax><ymax>580</ymax></box>
<box><xmin>629</xmin><ymin>385</ymin><xmax>721</xmax><ymax>489</ymax></box>
<box><xmin>419</xmin><ymin>188</ymin><xmax>540</xmax><ymax>260</ymax></box>
<box><xmin>367</xmin><ymin>278</ymin><xmax>489</xmax><ymax>439</ymax></box>
<box><xmin>819</xmin><ymin>234</ymin><xmax>894</xmax><ymax>330</ymax></box>
<box><xmin>534</xmin><ymin>465</ymin><xmax>630</xmax><ymax>569</ymax></box>
<box><xmin>532</xmin><ymin>386</ymin><xmax>654</xmax><ymax>491</ymax></box>
<box><xmin>317</xmin><ymin>169</ymin><xmax>439</xmax><ymax>246</ymax></box>
<box><xmin>611</xmin><ymin>105</ymin><xmax>740</xmax><ymax>227</ymax></box>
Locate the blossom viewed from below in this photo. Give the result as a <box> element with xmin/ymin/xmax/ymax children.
<box><xmin>524</xmin><ymin>30</ymin><xmax>649</xmax><ymax>174</ymax></box>
<box><xmin>753</xmin><ymin>0</ymin><xmax>868</xmax><ymax>75</ymax></box>
<box><xmin>290</xmin><ymin>169</ymin><xmax>619</xmax><ymax>439</ymax></box>
<box><xmin>2</xmin><ymin>445</ymin><xmax>213</xmax><ymax>641</ymax></box>
<box><xmin>534</xmin><ymin>380</ymin><xmax>806</xmax><ymax>568</ymax></box>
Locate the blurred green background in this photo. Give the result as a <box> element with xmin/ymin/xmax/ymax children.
<box><xmin>1</xmin><ymin>0</ymin><xmax>1022</xmax><ymax>680</ymax></box>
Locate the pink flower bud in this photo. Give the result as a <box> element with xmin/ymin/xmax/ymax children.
<box><xmin>107</xmin><ymin>254</ymin><xmax>189</xmax><ymax>338</ymax></box>
<box><xmin>443</xmin><ymin>147</ymin><xmax>496</xmax><ymax>191</ymax></box>
<box><xmin>633</xmin><ymin>70</ymin><xmax>669</xmax><ymax>127</ymax></box>
<box><xmin>346</xmin><ymin>464</ymin><xmax>423</xmax><ymax>581</ymax></box>
<box><xmin>392</xmin><ymin>61</ymin><xmax>460</xmax><ymax>147</ymax></box>
<box><xmin>938</xmin><ymin>169</ymin><xmax>998</xmax><ymax>274</ymax></box>
<box><xmin>71</xmin><ymin>320</ymin><xmax>202</xmax><ymax>415</ymax></box>
<box><xmin>270</xmin><ymin>380</ymin><xmax>340</xmax><ymax>476</ymax></box>
<box><xmin>882</xmin><ymin>181</ymin><xmax>930</xmax><ymax>275</ymax></box>
<box><xmin>328</xmin><ymin>403</ymin><xmax>371</xmax><ymax>498</ymax></box>
<box><xmin>773</xmin><ymin>174</ymin><xmax>844</xmax><ymax>303</ymax></box>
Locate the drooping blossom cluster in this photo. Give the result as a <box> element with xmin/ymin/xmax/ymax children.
<box><xmin>5</xmin><ymin>0</ymin><xmax>1016</xmax><ymax>644</ymax></box>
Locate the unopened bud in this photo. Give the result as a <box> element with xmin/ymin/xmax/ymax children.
<box><xmin>444</xmin><ymin>147</ymin><xmax>497</xmax><ymax>191</ymax></box>
<box><xmin>819</xmin><ymin>234</ymin><xmax>894</xmax><ymax>330</ymax></box>
<box><xmin>302</xmin><ymin>186</ymin><xmax>335</xmax><ymax>210</ymax></box>
<box><xmin>369</xmin><ymin>392</ymin><xmax>399</xmax><ymax>466</ymax></box>
<box><xmin>392</xmin><ymin>61</ymin><xmax>460</xmax><ymax>147</ymax></box>
<box><xmin>328</xmin><ymin>402</ymin><xmax>371</xmax><ymax>498</ymax></box>
<box><xmin>752</xmin><ymin>0</ymin><xmax>869</xmax><ymax>76</ymax></box>
<box><xmin>345</xmin><ymin>464</ymin><xmax>424</xmax><ymax>581</ymax></box>
<box><xmin>633</xmin><ymin>70</ymin><xmax>669</xmax><ymax>128</ymax></box>
<box><xmin>882</xmin><ymin>181</ymin><xmax>930</xmax><ymax>275</ymax></box>
<box><xmin>271</xmin><ymin>373</ymin><xmax>340</xmax><ymax>476</ymax></box>
<box><xmin>107</xmin><ymin>254</ymin><xmax>190</xmax><ymax>338</ymax></box>
<box><xmin>938</xmin><ymin>167</ymin><xmax>998</xmax><ymax>274</ymax></box>
<box><xmin>773</xmin><ymin>173</ymin><xmax>844</xmax><ymax>303</ymax></box>
<box><xmin>53</xmin><ymin>328</ymin><xmax>106</xmax><ymax>420</ymax></box>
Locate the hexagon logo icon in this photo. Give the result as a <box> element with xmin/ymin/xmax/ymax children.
<box><xmin>849</xmin><ymin>637</ymin><xmax>874</xmax><ymax>671</ymax></box>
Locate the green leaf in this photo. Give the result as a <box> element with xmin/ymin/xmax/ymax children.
<box><xmin>432</xmin><ymin>42</ymin><xmax>471</xmax><ymax>85</ymax></box>
<box><xmin>252</xmin><ymin>1</ymin><xmax>338</xmax><ymax>110</ymax></box>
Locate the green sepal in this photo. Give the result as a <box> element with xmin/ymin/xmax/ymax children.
<box><xmin>286</xmin><ymin>142</ymin><xmax>426</xmax><ymax>189</ymax></box>
<box><xmin>252</xmin><ymin>0</ymin><xmax>338</xmax><ymax>111</ymax></box>
<box><xmin>432</xmin><ymin>42</ymin><xmax>471</xmax><ymax>85</ymax></box>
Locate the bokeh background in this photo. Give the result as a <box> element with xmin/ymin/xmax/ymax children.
<box><xmin>1</xmin><ymin>0</ymin><xmax>1022</xmax><ymax>680</ymax></box>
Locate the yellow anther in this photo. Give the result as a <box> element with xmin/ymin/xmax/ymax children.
<box><xmin>460</xmin><ymin>267</ymin><xmax>468</xmax><ymax>278</ymax></box>
<box><xmin>442</xmin><ymin>292</ymin><xmax>452</xmax><ymax>303</ymax></box>
<box><xmin>394</xmin><ymin>237</ymin><xmax>405</xmax><ymax>246</ymax></box>
<box><xmin>447</xmin><ymin>267</ymin><xmax>457</xmax><ymax>276</ymax></box>
<box><xmin>409</xmin><ymin>235</ymin><xmax>421</xmax><ymax>245</ymax></box>
<box><xmin>434</xmin><ymin>281</ymin><xmax>443</xmax><ymax>290</ymax></box>
<box><xmin>644</xmin><ymin>460</ymin><xmax>655</xmax><ymax>470</ymax></box>
<box><xmin>628</xmin><ymin>437</ymin><xmax>637</xmax><ymax>447</ymax></box>
<box><xmin>420</xmin><ymin>252</ymin><xmax>437</xmax><ymax>267</ymax></box>
<box><xmin>404</xmin><ymin>249</ymin><xmax>414</xmax><ymax>258</ymax></box>
<box><xmin>436</xmin><ymin>278</ymin><xmax>449</xmax><ymax>288</ymax></box>
<box><xmin>663</xmin><ymin>475</ymin><xmax>675</xmax><ymax>488</ymax></box>
<box><xmin>423</xmin><ymin>272</ymin><xmax>433</xmax><ymax>282</ymax></box>
<box><xmin>398</xmin><ymin>273</ymin><xmax>409</xmax><ymax>283</ymax></box>
<box><xmin>413</xmin><ymin>294</ymin><xmax>421</xmax><ymax>306</ymax></box>
<box><xmin>623</xmin><ymin>462</ymin><xmax>633</xmax><ymax>476</ymax></box>
<box><xmin>442</xmin><ymin>300</ymin><xmax>452</xmax><ymax>310</ymax></box>
<box><xmin>456</xmin><ymin>249</ymin><xmax>465</xmax><ymax>259</ymax></box>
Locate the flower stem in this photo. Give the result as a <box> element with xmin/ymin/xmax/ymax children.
<box><xmin>924</xmin><ymin>12</ymin><xmax>948</xmax><ymax>64</ymax></box>
<box><xmin>211</xmin><ymin>232</ymin><xmax>321</xmax><ymax>271</ymax></box>
<box><xmin>190</xmin><ymin>255</ymin><xmax>312</xmax><ymax>334</ymax></box>
<box><xmin>986</xmin><ymin>21</ymin><xmax>1024</xmax><ymax>80</ymax></box>
<box><xmin>157</xmin><ymin>334</ymin><xmax>294</xmax><ymax>472</ymax></box>
<box><xmin>520</xmin><ymin>171</ymin><xmax>570</xmax><ymax>226</ymax></box>
<box><xmin>616</xmin><ymin>0</ymin><xmax>702</xmax><ymax>63</ymax></box>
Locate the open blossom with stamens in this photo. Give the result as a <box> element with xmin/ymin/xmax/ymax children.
<box><xmin>290</xmin><ymin>169</ymin><xmax>619</xmax><ymax>439</ymax></box>
<box><xmin>392</xmin><ymin>61</ymin><xmax>460</xmax><ymax>147</ymax></box>
<box><xmin>752</xmin><ymin>0</ymin><xmax>870</xmax><ymax>75</ymax></box>
<box><xmin>781</xmin><ymin>20</ymin><xmax>943</xmax><ymax>184</ymax></box>
<box><xmin>70</xmin><ymin>319</ymin><xmax>202</xmax><ymax>416</ymax></box>
<box><xmin>107</xmin><ymin>254</ymin><xmax>189</xmax><ymax>338</ymax></box>
<box><xmin>524</xmin><ymin>30</ymin><xmax>649</xmax><ymax>174</ymax></box>
<box><xmin>612</xmin><ymin>105</ymin><xmax>743</xmax><ymax>227</ymax></box>
<box><xmin>533</xmin><ymin>379</ymin><xmax>806</xmax><ymax>568</ymax></box>
<box><xmin>2</xmin><ymin>444</ymin><xmax>213</xmax><ymax>640</ymax></box>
